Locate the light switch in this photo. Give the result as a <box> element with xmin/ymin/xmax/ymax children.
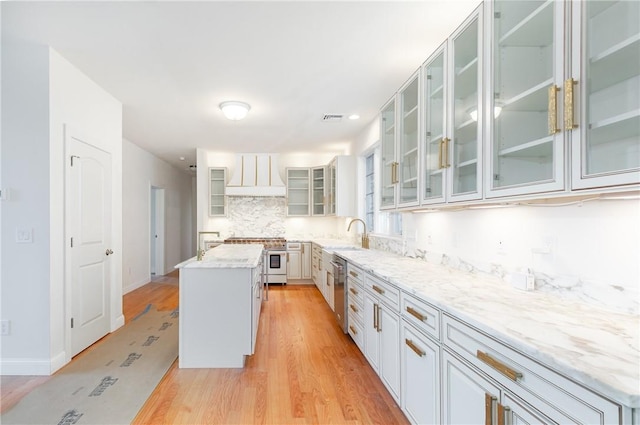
<box><xmin>16</xmin><ymin>227</ymin><xmax>33</xmax><ymax>243</ymax></box>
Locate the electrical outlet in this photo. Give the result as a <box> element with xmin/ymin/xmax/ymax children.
<box><xmin>16</xmin><ymin>227</ymin><xmax>33</xmax><ymax>243</ymax></box>
<box><xmin>1</xmin><ymin>320</ymin><xmax>10</xmax><ymax>336</ymax></box>
<box><xmin>497</xmin><ymin>240</ymin><xmax>506</xmax><ymax>255</ymax></box>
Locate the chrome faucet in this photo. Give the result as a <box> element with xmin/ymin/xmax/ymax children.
<box><xmin>347</xmin><ymin>218</ymin><xmax>369</xmax><ymax>249</ymax></box>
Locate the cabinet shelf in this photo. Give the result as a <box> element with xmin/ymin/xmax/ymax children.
<box><xmin>430</xmin><ymin>84</ymin><xmax>444</xmax><ymax>99</ymax></box>
<box><xmin>498</xmin><ymin>136</ymin><xmax>553</xmax><ymax>158</ymax></box>
<box><xmin>455</xmin><ymin>58</ymin><xmax>478</xmax><ymax>99</ymax></box>
<box><xmin>403</xmin><ymin>147</ymin><xmax>419</xmax><ymax>157</ymax></box>
<box><xmin>590</xmin><ymin>34</ymin><xmax>640</xmax><ymax>93</ymax></box>
<box><xmin>428</xmin><ymin>134</ymin><xmax>444</xmax><ymax>145</ymax></box>
<box><xmin>385</xmin><ymin>124</ymin><xmax>396</xmax><ymax>135</ymax></box>
<box><xmin>457</xmin><ymin>158</ymin><xmax>478</xmax><ymax>169</ymax></box>
<box><xmin>589</xmin><ymin>108</ymin><xmax>640</xmax><ymax>145</ymax></box>
<box><xmin>503</xmin><ymin>78</ymin><xmax>553</xmax><ymax>112</ymax></box>
<box><xmin>456</xmin><ymin>117</ymin><xmax>476</xmax><ymax>131</ymax></box>
<box><xmin>404</xmin><ymin>104</ymin><xmax>419</xmax><ymax>118</ymax></box>
<box><xmin>499</xmin><ymin>1</ymin><xmax>553</xmax><ymax>47</ymax></box>
<box><xmin>429</xmin><ymin>168</ymin><xmax>444</xmax><ymax>177</ymax></box>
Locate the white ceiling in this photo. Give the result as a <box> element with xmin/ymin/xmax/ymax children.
<box><xmin>2</xmin><ymin>0</ymin><xmax>481</xmax><ymax>172</ymax></box>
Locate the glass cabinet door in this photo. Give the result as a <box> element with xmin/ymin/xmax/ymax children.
<box><xmin>380</xmin><ymin>98</ymin><xmax>397</xmax><ymax>209</ymax></box>
<box><xmin>209</xmin><ymin>168</ymin><xmax>226</xmax><ymax>216</ymax></box>
<box><xmin>311</xmin><ymin>166</ymin><xmax>325</xmax><ymax>216</ymax></box>
<box><xmin>398</xmin><ymin>73</ymin><xmax>420</xmax><ymax>207</ymax></box>
<box><xmin>487</xmin><ymin>0</ymin><xmax>565</xmax><ymax>197</ymax></box>
<box><xmin>571</xmin><ymin>0</ymin><xmax>640</xmax><ymax>189</ymax></box>
<box><xmin>449</xmin><ymin>7</ymin><xmax>483</xmax><ymax>201</ymax></box>
<box><xmin>286</xmin><ymin>168</ymin><xmax>310</xmax><ymax>216</ymax></box>
<box><xmin>422</xmin><ymin>45</ymin><xmax>447</xmax><ymax>204</ymax></box>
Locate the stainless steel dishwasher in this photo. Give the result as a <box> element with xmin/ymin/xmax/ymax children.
<box><xmin>331</xmin><ymin>254</ymin><xmax>348</xmax><ymax>333</ymax></box>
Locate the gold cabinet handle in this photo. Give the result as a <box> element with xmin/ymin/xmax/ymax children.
<box><xmin>477</xmin><ymin>350</ymin><xmax>523</xmax><ymax>381</ymax></box>
<box><xmin>349</xmin><ymin>287</ymin><xmax>358</xmax><ymax>295</ymax></box>
<box><xmin>373</xmin><ymin>303</ymin><xmax>378</xmax><ymax>330</ymax></box>
<box><xmin>485</xmin><ymin>394</ymin><xmax>497</xmax><ymax>425</ymax></box>
<box><xmin>349</xmin><ymin>325</ymin><xmax>357</xmax><ymax>335</ymax></box>
<box><xmin>564</xmin><ymin>78</ymin><xmax>577</xmax><ymax>130</ymax></box>
<box><xmin>442</xmin><ymin>138</ymin><xmax>450</xmax><ymax>168</ymax></box>
<box><xmin>376</xmin><ymin>305</ymin><xmax>382</xmax><ymax>332</ymax></box>
<box><xmin>405</xmin><ymin>338</ymin><xmax>425</xmax><ymax>357</ymax></box>
<box><xmin>406</xmin><ymin>306</ymin><xmax>426</xmax><ymax>322</ymax></box>
<box><xmin>372</xmin><ymin>285</ymin><xmax>385</xmax><ymax>295</ymax></box>
<box><xmin>301</xmin><ymin>244</ymin><xmax>305</xmax><ymax>254</ymax></box>
<box><xmin>349</xmin><ymin>304</ymin><xmax>358</xmax><ymax>313</ymax></box>
<box><xmin>548</xmin><ymin>84</ymin><xmax>560</xmax><ymax>135</ymax></box>
<box><xmin>497</xmin><ymin>403</ymin><xmax>507</xmax><ymax>425</ymax></box>
<box><xmin>439</xmin><ymin>139</ymin><xmax>445</xmax><ymax>169</ymax></box>
<box><xmin>349</xmin><ymin>270</ymin><xmax>359</xmax><ymax>278</ymax></box>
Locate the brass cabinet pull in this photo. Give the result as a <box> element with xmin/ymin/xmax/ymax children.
<box><xmin>497</xmin><ymin>404</ymin><xmax>508</xmax><ymax>425</ymax></box>
<box><xmin>391</xmin><ymin>161</ymin><xmax>399</xmax><ymax>184</ymax></box>
<box><xmin>372</xmin><ymin>285</ymin><xmax>385</xmax><ymax>295</ymax></box>
<box><xmin>301</xmin><ymin>244</ymin><xmax>305</xmax><ymax>254</ymax></box>
<box><xmin>287</xmin><ymin>252</ymin><xmax>289</xmax><ymax>261</ymax></box>
<box><xmin>373</xmin><ymin>303</ymin><xmax>378</xmax><ymax>330</ymax></box>
<box><xmin>405</xmin><ymin>338</ymin><xmax>425</xmax><ymax>357</ymax></box>
<box><xmin>350</xmin><ymin>304</ymin><xmax>358</xmax><ymax>313</ymax></box>
<box><xmin>564</xmin><ymin>78</ymin><xmax>577</xmax><ymax>130</ymax></box>
<box><xmin>349</xmin><ymin>287</ymin><xmax>358</xmax><ymax>295</ymax></box>
<box><xmin>349</xmin><ymin>325</ymin><xmax>357</xmax><ymax>335</ymax></box>
<box><xmin>406</xmin><ymin>306</ymin><xmax>427</xmax><ymax>322</ymax></box>
<box><xmin>442</xmin><ymin>138</ymin><xmax>450</xmax><ymax>168</ymax></box>
<box><xmin>377</xmin><ymin>305</ymin><xmax>382</xmax><ymax>332</ymax></box>
<box><xmin>349</xmin><ymin>270</ymin><xmax>358</xmax><ymax>278</ymax></box>
<box><xmin>439</xmin><ymin>139</ymin><xmax>445</xmax><ymax>169</ymax></box>
<box><xmin>477</xmin><ymin>350</ymin><xmax>523</xmax><ymax>381</ymax></box>
<box><xmin>485</xmin><ymin>393</ymin><xmax>497</xmax><ymax>425</ymax></box>
<box><xmin>548</xmin><ymin>85</ymin><xmax>560</xmax><ymax>134</ymax></box>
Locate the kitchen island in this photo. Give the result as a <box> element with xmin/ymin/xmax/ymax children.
<box><xmin>175</xmin><ymin>244</ymin><xmax>264</xmax><ymax>368</ymax></box>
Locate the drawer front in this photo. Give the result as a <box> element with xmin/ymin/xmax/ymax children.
<box><xmin>347</xmin><ymin>264</ymin><xmax>364</xmax><ymax>309</ymax></box>
<box><xmin>287</xmin><ymin>242</ymin><xmax>301</xmax><ymax>250</ymax></box>
<box><xmin>348</xmin><ymin>311</ymin><xmax>364</xmax><ymax>351</ymax></box>
<box><xmin>442</xmin><ymin>314</ymin><xmax>620</xmax><ymax>424</ymax></box>
<box><xmin>347</xmin><ymin>263</ymin><xmax>364</xmax><ymax>283</ymax></box>
<box><xmin>347</xmin><ymin>296</ymin><xmax>363</xmax><ymax>323</ymax></box>
<box><xmin>401</xmin><ymin>292</ymin><xmax>440</xmax><ymax>341</ymax></box>
<box><xmin>364</xmin><ymin>273</ymin><xmax>399</xmax><ymax>312</ymax></box>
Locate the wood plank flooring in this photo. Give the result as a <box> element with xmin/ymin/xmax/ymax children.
<box><xmin>2</xmin><ymin>272</ymin><xmax>409</xmax><ymax>424</ymax></box>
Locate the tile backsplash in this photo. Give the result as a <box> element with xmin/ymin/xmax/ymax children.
<box><xmin>227</xmin><ymin>196</ymin><xmax>286</xmax><ymax>237</ymax></box>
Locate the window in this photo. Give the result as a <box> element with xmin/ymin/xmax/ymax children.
<box><xmin>365</xmin><ymin>153</ymin><xmax>375</xmax><ymax>232</ymax></box>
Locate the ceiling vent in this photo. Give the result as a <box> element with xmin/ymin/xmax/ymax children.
<box><xmin>322</xmin><ymin>114</ymin><xmax>343</xmax><ymax>122</ymax></box>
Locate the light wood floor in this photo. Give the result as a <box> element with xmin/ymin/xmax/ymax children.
<box><xmin>2</xmin><ymin>271</ymin><xmax>409</xmax><ymax>424</ymax></box>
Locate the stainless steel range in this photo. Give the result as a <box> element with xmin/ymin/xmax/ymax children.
<box><xmin>224</xmin><ymin>237</ymin><xmax>288</xmax><ymax>287</ymax></box>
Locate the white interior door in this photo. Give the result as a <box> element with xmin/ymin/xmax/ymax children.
<box><xmin>66</xmin><ymin>131</ymin><xmax>112</xmax><ymax>357</ymax></box>
<box><xmin>151</xmin><ymin>187</ymin><xmax>165</xmax><ymax>277</ymax></box>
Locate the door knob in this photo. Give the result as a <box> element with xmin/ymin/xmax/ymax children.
<box><xmin>106</xmin><ymin>249</ymin><xmax>114</xmax><ymax>256</ymax></box>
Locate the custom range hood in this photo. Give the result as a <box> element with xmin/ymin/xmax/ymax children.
<box><xmin>226</xmin><ymin>153</ymin><xmax>286</xmax><ymax>197</ymax></box>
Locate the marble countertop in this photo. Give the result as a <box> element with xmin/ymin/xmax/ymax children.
<box><xmin>336</xmin><ymin>249</ymin><xmax>640</xmax><ymax>408</ymax></box>
<box><xmin>175</xmin><ymin>244</ymin><xmax>264</xmax><ymax>269</ymax></box>
<box><xmin>310</xmin><ymin>238</ymin><xmax>360</xmax><ymax>249</ymax></box>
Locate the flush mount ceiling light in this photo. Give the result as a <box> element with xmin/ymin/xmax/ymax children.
<box><xmin>219</xmin><ymin>101</ymin><xmax>251</xmax><ymax>121</ymax></box>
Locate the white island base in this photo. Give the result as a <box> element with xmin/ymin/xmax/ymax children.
<box><xmin>176</xmin><ymin>244</ymin><xmax>264</xmax><ymax>368</ymax></box>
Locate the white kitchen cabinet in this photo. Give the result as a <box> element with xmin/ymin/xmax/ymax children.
<box><xmin>449</xmin><ymin>5</ymin><xmax>484</xmax><ymax>202</ymax></box>
<box><xmin>287</xmin><ymin>249</ymin><xmax>301</xmax><ymax>280</ymax></box>
<box><xmin>301</xmin><ymin>242</ymin><xmax>311</xmax><ymax>279</ymax></box>
<box><xmin>442</xmin><ymin>350</ymin><xmax>502</xmax><ymax>425</ymax></box>
<box><xmin>570</xmin><ymin>0</ymin><xmax>640</xmax><ymax>189</ymax></box>
<box><xmin>346</xmin><ymin>263</ymin><xmax>365</xmax><ymax>351</ymax></box>
<box><xmin>485</xmin><ymin>0</ymin><xmax>567</xmax><ymax>198</ymax></box>
<box><xmin>442</xmin><ymin>313</ymin><xmax>621</xmax><ymax>424</ymax></box>
<box><xmin>209</xmin><ymin>167</ymin><xmax>226</xmax><ymax>216</ymax></box>
<box><xmin>381</xmin><ymin>72</ymin><xmax>421</xmax><ymax>210</ymax></box>
<box><xmin>322</xmin><ymin>249</ymin><xmax>334</xmax><ymax>310</ymax></box>
<box><xmin>401</xmin><ymin>322</ymin><xmax>440</xmax><ymax>425</ymax></box>
<box><xmin>286</xmin><ymin>168</ymin><xmax>310</xmax><ymax>216</ymax></box>
<box><xmin>363</xmin><ymin>274</ymin><xmax>401</xmax><ymax>403</ymax></box>
<box><xmin>327</xmin><ymin>155</ymin><xmax>357</xmax><ymax>217</ymax></box>
<box><xmin>422</xmin><ymin>43</ymin><xmax>448</xmax><ymax>204</ymax></box>
<box><xmin>311</xmin><ymin>243</ymin><xmax>322</xmax><ymax>287</ymax></box>
<box><xmin>311</xmin><ymin>166</ymin><xmax>326</xmax><ymax>216</ymax></box>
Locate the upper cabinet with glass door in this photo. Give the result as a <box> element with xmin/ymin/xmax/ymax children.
<box><xmin>380</xmin><ymin>97</ymin><xmax>398</xmax><ymax>209</ymax></box>
<box><xmin>449</xmin><ymin>5</ymin><xmax>484</xmax><ymax>202</ymax></box>
<box><xmin>486</xmin><ymin>0</ymin><xmax>566</xmax><ymax>198</ymax></box>
<box><xmin>286</xmin><ymin>168</ymin><xmax>310</xmax><ymax>216</ymax></box>
<box><xmin>398</xmin><ymin>72</ymin><xmax>421</xmax><ymax>207</ymax></box>
<box><xmin>422</xmin><ymin>43</ymin><xmax>448</xmax><ymax>205</ymax></box>
<box><xmin>311</xmin><ymin>166</ymin><xmax>326</xmax><ymax>216</ymax></box>
<box><xmin>209</xmin><ymin>167</ymin><xmax>226</xmax><ymax>216</ymax></box>
<box><xmin>570</xmin><ymin>0</ymin><xmax>640</xmax><ymax>189</ymax></box>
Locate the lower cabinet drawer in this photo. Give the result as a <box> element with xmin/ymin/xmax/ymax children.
<box><xmin>442</xmin><ymin>314</ymin><xmax>621</xmax><ymax>424</ymax></box>
<box><xmin>348</xmin><ymin>312</ymin><xmax>364</xmax><ymax>351</ymax></box>
<box><xmin>401</xmin><ymin>292</ymin><xmax>440</xmax><ymax>341</ymax></box>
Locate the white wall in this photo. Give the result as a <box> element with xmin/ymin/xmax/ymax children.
<box><xmin>122</xmin><ymin>139</ymin><xmax>194</xmax><ymax>293</ymax></box>
<box><xmin>1</xmin><ymin>36</ymin><xmax>123</xmax><ymax>374</ymax></box>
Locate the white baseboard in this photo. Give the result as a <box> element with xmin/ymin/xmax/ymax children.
<box><xmin>123</xmin><ymin>277</ymin><xmax>150</xmax><ymax>295</ymax></box>
<box><xmin>0</xmin><ymin>358</ymin><xmax>55</xmax><ymax>376</ymax></box>
<box><xmin>50</xmin><ymin>350</ymin><xmax>68</xmax><ymax>374</ymax></box>
<box><xmin>111</xmin><ymin>314</ymin><xmax>125</xmax><ymax>332</ymax></box>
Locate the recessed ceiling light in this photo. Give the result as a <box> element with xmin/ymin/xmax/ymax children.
<box><xmin>179</xmin><ymin>156</ymin><xmax>185</xmax><ymax>161</ymax></box>
<box><xmin>220</xmin><ymin>101</ymin><xmax>251</xmax><ymax>120</ymax></box>
<box><xmin>348</xmin><ymin>114</ymin><xmax>360</xmax><ymax>120</ymax></box>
